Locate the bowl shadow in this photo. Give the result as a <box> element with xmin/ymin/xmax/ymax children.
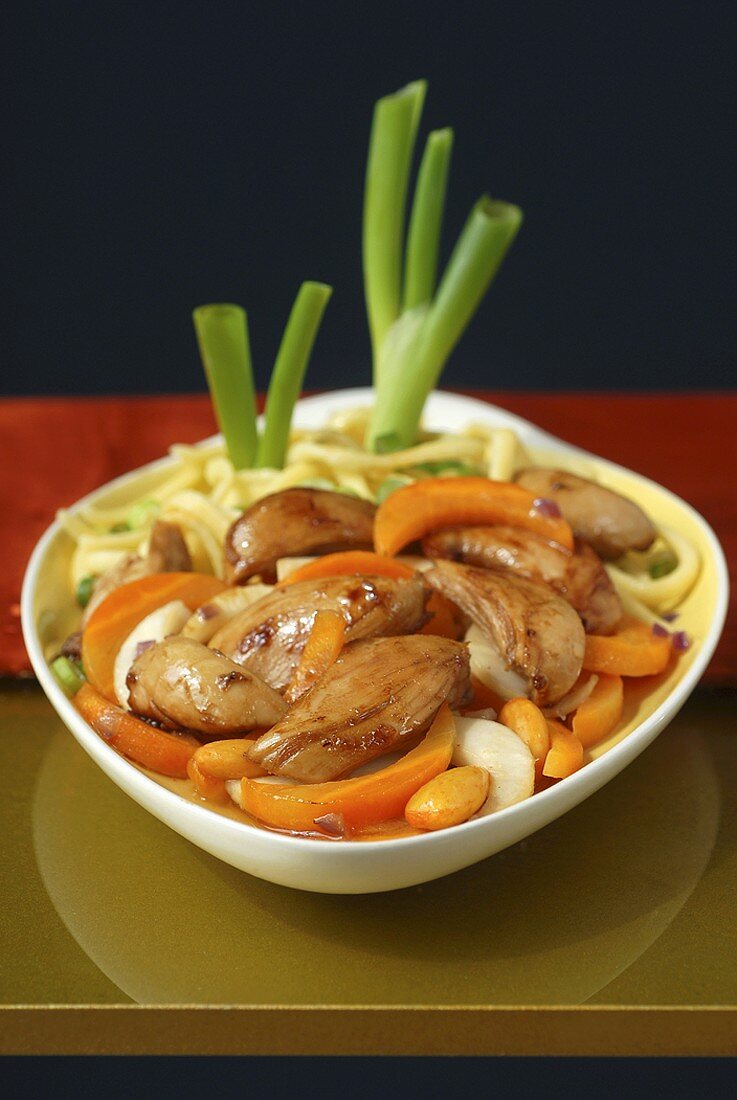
<box><xmin>32</xmin><ymin>699</ymin><xmax>719</xmax><ymax>1006</ymax></box>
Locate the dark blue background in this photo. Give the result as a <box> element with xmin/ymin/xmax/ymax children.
<box><xmin>2</xmin><ymin>1056</ymin><xmax>737</xmax><ymax>1096</ymax></box>
<box><xmin>4</xmin><ymin>1</ymin><xmax>735</xmax><ymax>396</ymax></box>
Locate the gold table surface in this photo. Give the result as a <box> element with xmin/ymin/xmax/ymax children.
<box><xmin>2</xmin><ymin>681</ymin><xmax>736</xmax><ymax>1056</ymax></box>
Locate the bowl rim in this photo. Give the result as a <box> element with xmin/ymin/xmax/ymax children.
<box><xmin>21</xmin><ymin>388</ymin><xmax>730</xmax><ymax>859</ymax></box>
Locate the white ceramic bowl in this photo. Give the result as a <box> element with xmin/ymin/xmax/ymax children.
<box><xmin>21</xmin><ymin>389</ymin><xmax>729</xmax><ymax>893</ymax></box>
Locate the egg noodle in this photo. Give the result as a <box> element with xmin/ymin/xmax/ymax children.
<box><xmin>56</xmin><ymin>405</ymin><xmax>699</xmax><ymax>617</ymax></box>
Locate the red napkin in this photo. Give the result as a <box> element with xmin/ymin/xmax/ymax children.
<box><xmin>2</xmin><ymin>395</ymin><xmax>217</xmax><ymax>675</ymax></box>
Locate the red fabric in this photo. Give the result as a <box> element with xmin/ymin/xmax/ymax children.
<box><xmin>3</xmin><ymin>391</ymin><xmax>735</xmax><ymax>681</ymax></box>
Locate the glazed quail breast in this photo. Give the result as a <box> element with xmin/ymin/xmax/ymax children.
<box><xmin>248</xmin><ymin>635</ymin><xmax>471</xmax><ymax>782</ymax></box>
<box><xmin>423</xmin><ymin>524</ymin><xmax>623</xmax><ymax>634</ymax></box>
<box><xmin>424</xmin><ymin>559</ymin><xmax>585</xmax><ymax>707</ymax></box>
<box><xmin>515</xmin><ymin>468</ymin><xmax>656</xmax><ymax>560</ymax></box>
<box><xmin>224</xmin><ymin>488</ymin><xmax>376</xmax><ymax>584</ymax></box>
<box><xmin>126</xmin><ymin>636</ymin><xmax>286</xmax><ymax>736</ymax></box>
<box><xmin>82</xmin><ymin>519</ymin><xmax>191</xmax><ymax>626</ymax></box>
<box><xmin>147</xmin><ymin>518</ymin><xmax>192</xmax><ymax>573</ymax></box>
<box><xmin>208</xmin><ymin>573</ymin><xmax>430</xmax><ymax>691</ymax></box>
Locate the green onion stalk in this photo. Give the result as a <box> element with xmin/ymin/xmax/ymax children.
<box><xmin>51</xmin><ymin>655</ymin><xmax>85</xmax><ymax>697</ymax></box>
<box><xmin>363</xmin><ymin>81</ymin><xmax>523</xmax><ymax>453</ymax></box>
<box><xmin>193</xmin><ymin>282</ymin><xmax>331</xmax><ymax>471</ymax></box>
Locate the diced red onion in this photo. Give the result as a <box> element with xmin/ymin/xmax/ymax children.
<box><xmin>532</xmin><ymin>497</ymin><xmax>562</xmax><ymax>519</ymax></box>
<box><xmin>313</xmin><ymin>812</ymin><xmax>346</xmax><ymax>838</ymax></box>
<box><xmin>198</xmin><ymin>604</ymin><xmax>218</xmax><ymax>621</ymax></box>
<box><xmin>134</xmin><ymin>639</ymin><xmax>155</xmax><ymax>657</ymax></box>
<box><xmin>672</xmin><ymin>630</ymin><xmax>691</xmax><ymax>652</ymax></box>
<box><xmin>661</xmin><ymin>612</ymin><xmax>679</xmax><ymax>623</ymax></box>
<box><xmin>652</xmin><ymin>623</ymin><xmax>670</xmax><ymax>637</ymax></box>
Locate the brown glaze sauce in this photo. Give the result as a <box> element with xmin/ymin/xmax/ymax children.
<box><xmin>146</xmin><ymin>764</ymin><xmax>423</xmax><ymax>842</ymax></box>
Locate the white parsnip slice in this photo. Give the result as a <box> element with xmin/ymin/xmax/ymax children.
<box><xmin>181</xmin><ymin>584</ymin><xmax>274</xmax><ymax>643</ymax></box>
<box><xmin>451</xmin><ymin>716</ymin><xmax>535</xmax><ymax>814</ymax></box>
<box><xmin>113</xmin><ymin>599</ymin><xmax>191</xmax><ymax>708</ymax></box>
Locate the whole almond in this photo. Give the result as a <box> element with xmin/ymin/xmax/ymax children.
<box><xmin>404</xmin><ymin>766</ymin><xmax>490</xmax><ymax>831</ymax></box>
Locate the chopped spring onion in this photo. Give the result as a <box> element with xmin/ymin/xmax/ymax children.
<box><xmin>193</xmin><ymin>303</ymin><xmax>258</xmax><ymax>470</ymax></box>
<box><xmin>51</xmin><ymin>656</ymin><xmax>86</xmax><ymax>697</ymax></box>
<box><xmin>375</xmin><ymin>476</ymin><xmax>412</xmax><ymax>504</ymax></box>
<box><xmin>363</xmin><ymin>83</ymin><xmax>522</xmax><ymax>453</ymax></box>
<box><xmin>649</xmin><ymin>555</ymin><xmax>677</xmax><ymax>579</ymax></box>
<box><xmin>295</xmin><ymin>477</ymin><xmax>360</xmax><ymax>498</ymax></box>
<box><xmin>76</xmin><ymin>575</ymin><xmax>96</xmax><ymax>608</ymax></box>
<box><xmin>127</xmin><ymin>499</ymin><xmax>160</xmax><ymax>528</ymax></box>
<box><xmin>296</xmin><ymin>477</ymin><xmax>339</xmax><ymax>492</ymax></box>
<box><xmin>110</xmin><ymin>521</ymin><xmax>130</xmax><ymax>533</ymax></box>
<box><xmin>409</xmin><ymin>460</ymin><xmax>480</xmax><ymax>477</ymax></box>
<box><xmin>256</xmin><ymin>282</ymin><xmax>333</xmax><ymax>468</ymax></box>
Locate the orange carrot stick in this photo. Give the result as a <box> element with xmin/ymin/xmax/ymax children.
<box><xmin>285</xmin><ymin>609</ymin><xmax>346</xmax><ymax>704</ymax></box>
<box><xmin>583</xmin><ymin>615</ymin><xmax>671</xmax><ymax>677</ymax></box>
<box><xmin>82</xmin><ymin>572</ymin><xmax>226</xmax><ymax>703</ymax></box>
<box><xmin>466</xmin><ymin>676</ymin><xmax>506</xmax><ymax>715</ymax></box>
<box><xmin>374</xmin><ymin>477</ymin><xmax>574</xmax><ymax>556</ymax></box>
<box><xmin>571</xmin><ymin>673</ymin><xmax>624</xmax><ymax>748</ymax></box>
<box><xmin>542</xmin><ymin>718</ymin><xmax>584</xmax><ymax>779</ymax></box>
<box><xmin>422</xmin><ymin>591</ymin><xmax>466</xmax><ymax>640</ymax></box>
<box><xmin>75</xmin><ymin>682</ymin><xmax>199</xmax><ymax>778</ymax></box>
<box><xmin>187</xmin><ymin>738</ymin><xmax>268</xmax><ymax>803</ymax></box>
<box><xmin>280</xmin><ymin>550</ymin><xmax>415</xmax><ymax>585</ymax></box>
<box><xmin>237</xmin><ymin>703</ymin><xmax>456</xmax><ymax>834</ymax></box>
<box><xmin>187</xmin><ymin>757</ymin><xmax>230</xmax><ymax>804</ymax></box>
<box><xmin>279</xmin><ymin>549</ymin><xmax>462</xmax><ymax>639</ymax></box>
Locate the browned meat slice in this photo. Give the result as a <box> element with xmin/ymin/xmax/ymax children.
<box><xmin>423</xmin><ymin>524</ymin><xmax>623</xmax><ymax>634</ymax></box>
<box><xmin>209</xmin><ymin>573</ymin><xmax>430</xmax><ymax>691</ymax></box>
<box><xmin>148</xmin><ymin>519</ymin><xmax>192</xmax><ymax>572</ymax></box>
<box><xmin>515</xmin><ymin>468</ymin><xmax>656</xmax><ymax>560</ymax></box>
<box><xmin>59</xmin><ymin>631</ymin><xmax>83</xmax><ymax>661</ymax></box>
<box><xmin>424</xmin><ymin>559</ymin><xmax>585</xmax><ymax>707</ymax></box>
<box><xmin>82</xmin><ymin>553</ymin><xmax>153</xmax><ymax>626</ymax></box>
<box><xmin>126</xmin><ymin>636</ymin><xmax>286</xmax><ymax>736</ymax></box>
<box><xmin>248</xmin><ymin>635</ymin><xmax>471</xmax><ymax>782</ymax></box>
<box><xmin>82</xmin><ymin>519</ymin><xmax>192</xmax><ymax>625</ymax></box>
<box><xmin>182</xmin><ymin>584</ymin><xmax>274</xmax><ymax>644</ymax></box>
<box><xmin>224</xmin><ymin>488</ymin><xmax>376</xmax><ymax>584</ymax></box>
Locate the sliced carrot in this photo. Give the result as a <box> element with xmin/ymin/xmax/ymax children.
<box><xmin>373</xmin><ymin>477</ymin><xmax>575</xmax><ymax>556</ymax></box>
<box><xmin>422</xmin><ymin>591</ymin><xmax>466</xmax><ymax>640</ymax></box>
<box><xmin>238</xmin><ymin>703</ymin><xmax>456</xmax><ymax>834</ymax></box>
<box><xmin>280</xmin><ymin>550</ymin><xmax>415</xmax><ymax>585</ymax></box>
<box><xmin>187</xmin><ymin>738</ymin><xmax>268</xmax><ymax>803</ymax></box>
<box><xmin>75</xmin><ymin>682</ymin><xmax>199</xmax><ymax>778</ymax></box>
<box><xmin>543</xmin><ymin>718</ymin><xmax>584</xmax><ymax>779</ymax></box>
<box><xmin>190</xmin><ymin>737</ymin><xmax>267</xmax><ymax>779</ymax></box>
<box><xmin>571</xmin><ymin>673</ymin><xmax>624</xmax><ymax>748</ymax></box>
<box><xmin>583</xmin><ymin>615</ymin><xmax>671</xmax><ymax>677</ymax></box>
<box><xmin>187</xmin><ymin>757</ymin><xmax>230</xmax><ymax>804</ymax></box>
<box><xmin>278</xmin><ymin>549</ymin><xmax>463</xmax><ymax>639</ymax></box>
<box><xmin>82</xmin><ymin>572</ymin><xmax>226</xmax><ymax>703</ymax></box>
<box><xmin>498</xmin><ymin>697</ymin><xmax>550</xmax><ymax>776</ymax></box>
<box><xmin>466</xmin><ymin>676</ymin><xmax>506</xmax><ymax>714</ymax></box>
<box><xmin>285</xmin><ymin>609</ymin><xmax>346</xmax><ymax>704</ymax></box>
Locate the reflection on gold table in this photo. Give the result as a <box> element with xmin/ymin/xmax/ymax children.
<box><xmin>1</xmin><ymin>682</ymin><xmax>736</xmax><ymax>1055</ymax></box>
